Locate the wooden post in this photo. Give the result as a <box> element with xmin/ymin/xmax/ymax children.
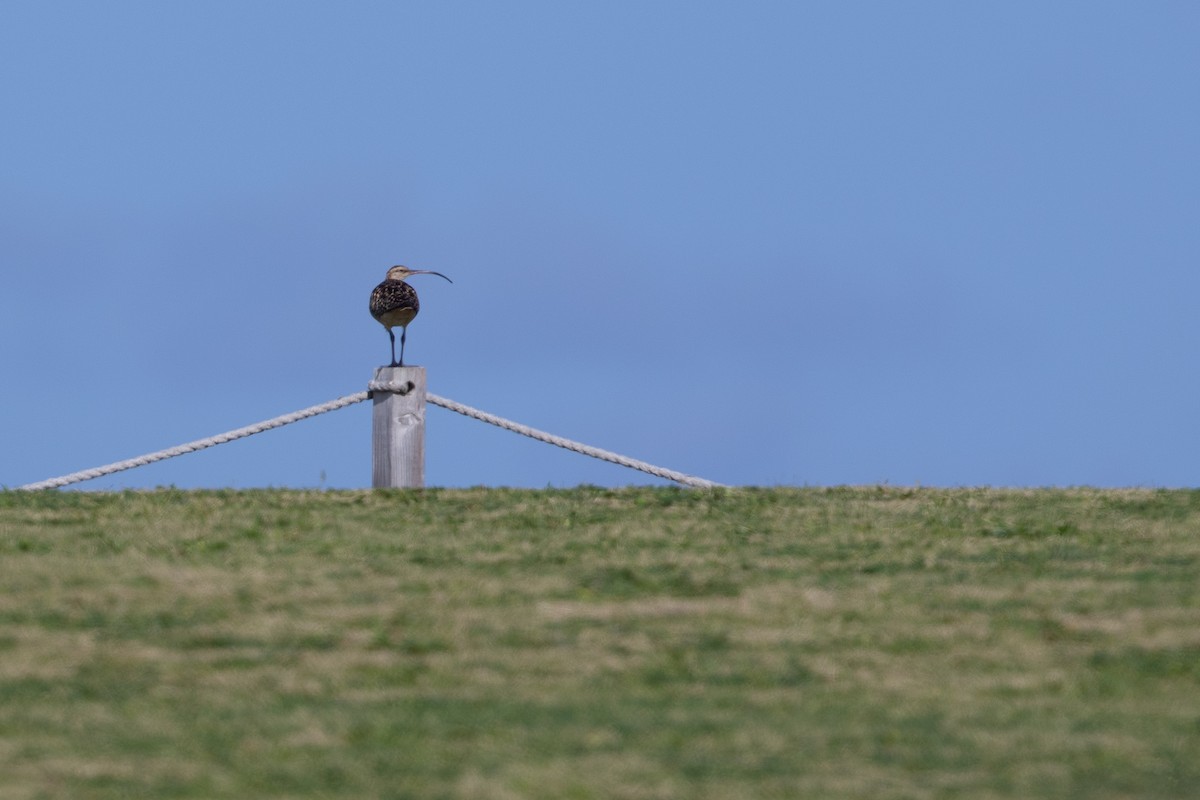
<box><xmin>371</xmin><ymin>366</ymin><xmax>427</xmax><ymax>488</ymax></box>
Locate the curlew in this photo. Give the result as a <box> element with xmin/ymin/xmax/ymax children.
<box><xmin>369</xmin><ymin>265</ymin><xmax>453</xmax><ymax>367</ymax></box>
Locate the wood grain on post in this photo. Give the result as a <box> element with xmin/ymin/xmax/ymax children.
<box><xmin>371</xmin><ymin>366</ymin><xmax>427</xmax><ymax>488</ymax></box>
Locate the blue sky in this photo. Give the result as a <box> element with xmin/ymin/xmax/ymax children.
<box><xmin>3</xmin><ymin>2</ymin><xmax>1198</xmax><ymax>489</ymax></box>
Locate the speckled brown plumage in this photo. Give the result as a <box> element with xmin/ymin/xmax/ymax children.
<box><xmin>370</xmin><ymin>279</ymin><xmax>420</xmax><ymax>329</ymax></box>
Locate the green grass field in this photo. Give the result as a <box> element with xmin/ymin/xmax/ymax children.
<box><xmin>1</xmin><ymin>486</ymin><xmax>1198</xmax><ymax>799</ymax></box>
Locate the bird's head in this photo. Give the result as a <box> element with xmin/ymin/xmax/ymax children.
<box><xmin>385</xmin><ymin>265</ymin><xmax>453</xmax><ymax>283</ymax></box>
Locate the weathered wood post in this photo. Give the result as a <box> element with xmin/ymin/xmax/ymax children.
<box><xmin>370</xmin><ymin>366</ymin><xmax>427</xmax><ymax>488</ymax></box>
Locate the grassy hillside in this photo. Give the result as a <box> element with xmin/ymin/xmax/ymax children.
<box><xmin>1</xmin><ymin>486</ymin><xmax>1198</xmax><ymax>799</ymax></box>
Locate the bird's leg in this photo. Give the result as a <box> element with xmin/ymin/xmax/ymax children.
<box><xmin>398</xmin><ymin>326</ymin><xmax>408</xmax><ymax>367</ymax></box>
<box><xmin>388</xmin><ymin>329</ymin><xmax>398</xmax><ymax>367</ymax></box>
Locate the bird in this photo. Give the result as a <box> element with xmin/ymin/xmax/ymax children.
<box><xmin>369</xmin><ymin>265</ymin><xmax>453</xmax><ymax>367</ymax></box>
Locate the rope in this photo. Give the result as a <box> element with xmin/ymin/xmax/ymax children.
<box><xmin>16</xmin><ymin>386</ymin><xmax>725</xmax><ymax>491</ymax></box>
<box><xmin>16</xmin><ymin>392</ymin><xmax>370</xmax><ymax>491</ymax></box>
<box><xmin>367</xmin><ymin>380</ymin><xmax>416</xmax><ymax>394</ymax></box>
<box><xmin>425</xmin><ymin>393</ymin><xmax>727</xmax><ymax>489</ymax></box>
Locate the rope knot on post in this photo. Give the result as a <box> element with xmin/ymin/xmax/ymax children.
<box><xmin>367</xmin><ymin>380</ymin><xmax>416</xmax><ymax>397</ymax></box>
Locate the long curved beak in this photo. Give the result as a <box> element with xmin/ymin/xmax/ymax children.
<box><xmin>410</xmin><ymin>269</ymin><xmax>453</xmax><ymax>283</ymax></box>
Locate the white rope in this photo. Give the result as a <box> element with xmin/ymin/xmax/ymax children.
<box><xmin>425</xmin><ymin>393</ymin><xmax>727</xmax><ymax>489</ymax></box>
<box><xmin>16</xmin><ymin>392</ymin><xmax>371</xmax><ymax>491</ymax></box>
<box><xmin>16</xmin><ymin>387</ymin><xmax>726</xmax><ymax>491</ymax></box>
<box><xmin>367</xmin><ymin>380</ymin><xmax>416</xmax><ymax>394</ymax></box>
